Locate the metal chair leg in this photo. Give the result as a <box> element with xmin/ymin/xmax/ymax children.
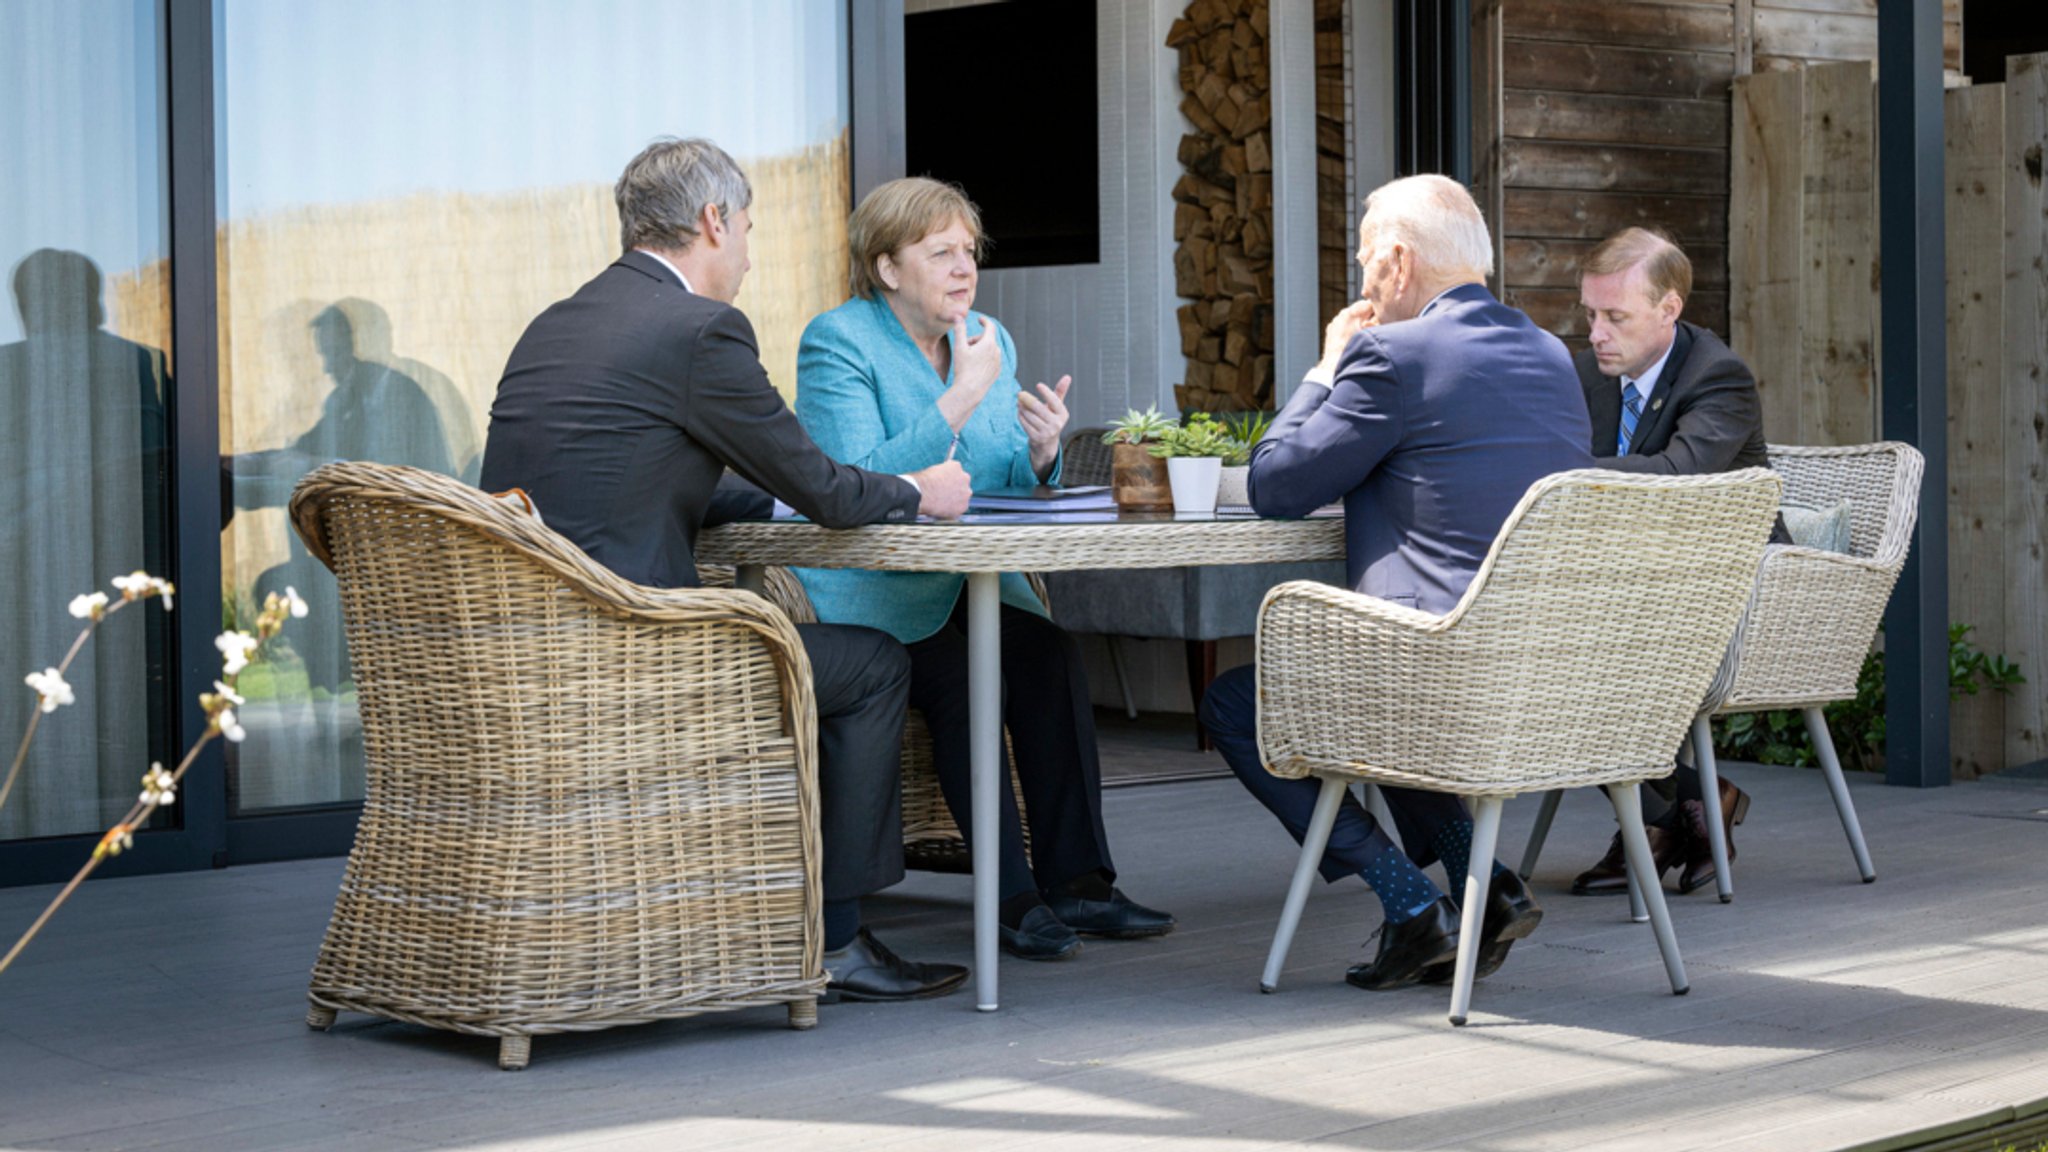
<box><xmin>1448</xmin><ymin>797</ymin><xmax>1503</xmax><ymax>1027</ymax></box>
<box><xmin>1609</xmin><ymin>785</ymin><xmax>1689</xmax><ymax>995</ymax></box>
<box><xmin>1692</xmin><ymin>715</ymin><xmax>1735</xmax><ymax>903</ymax></box>
<box><xmin>1361</xmin><ymin>781</ymin><xmax>1395</xmax><ymax>837</ymax></box>
<box><xmin>1107</xmin><ymin>636</ymin><xmax>1138</xmax><ymax>720</ymax></box>
<box><xmin>1519</xmin><ymin>790</ymin><xmax>1563</xmax><ymax>880</ymax></box>
<box><xmin>1626</xmin><ymin>853</ymin><xmax>1649</xmax><ymax>924</ymax></box>
<box><xmin>1805</xmin><ymin>708</ymin><xmax>1876</xmax><ymax>882</ymax></box>
<box><xmin>1261</xmin><ymin>776</ymin><xmax>1347</xmax><ymax>993</ymax></box>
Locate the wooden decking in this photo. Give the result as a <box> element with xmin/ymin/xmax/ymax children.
<box><xmin>3</xmin><ymin>759</ymin><xmax>2045</xmax><ymax>1151</ymax></box>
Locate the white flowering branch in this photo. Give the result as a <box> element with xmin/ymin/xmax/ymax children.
<box><xmin>0</xmin><ymin>574</ymin><xmax>174</xmax><ymax>815</ymax></box>
<box><xmin>0</xmin><ymin>580</ymin><xmax>307</xmax><ymax>977</ymax></box>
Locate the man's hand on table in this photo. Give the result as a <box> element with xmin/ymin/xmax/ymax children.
<box><xmin>909</xmin><ymin>459</ymin><xmax>972</xmax><ymax>519</ymax></box>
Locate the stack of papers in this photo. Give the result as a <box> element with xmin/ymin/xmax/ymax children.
<box><xmin>967</xmin><ymin>485</ymin><xmax>1119</xmax><ymax>513</ymax></box>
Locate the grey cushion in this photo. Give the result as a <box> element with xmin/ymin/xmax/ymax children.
<box><xmin>1780</xmin><ymin>499</ymin><xmax>1853</xmax><ymax>554</ymax></box>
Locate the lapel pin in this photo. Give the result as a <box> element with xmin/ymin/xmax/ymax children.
<box><xmin>1651</xmin><ymin>397</ymin><xmax>1665</xmax><ymax>412</ymax></box>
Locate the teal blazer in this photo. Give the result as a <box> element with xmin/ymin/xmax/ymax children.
<box><xmin>793</xmin><ymin>294</ymin><xmax>1057</xmax><ymax>643</ymax></box>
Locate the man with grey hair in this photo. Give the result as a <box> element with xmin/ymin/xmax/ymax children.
<box><xmin>1200</xmin><ymin>174</ymin><xmax>1592</xmax><ymax>992</ymax></box>
<box><xmin>482</xmin><ymin>137</ymin><xmax>975</xmax><ymax>1003</ymax></box>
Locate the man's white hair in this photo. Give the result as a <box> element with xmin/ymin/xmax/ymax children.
<box><xmin>1360</xmin><ymin>174</ymin><xmax>1494</xmax><ymax>281</ymax></box>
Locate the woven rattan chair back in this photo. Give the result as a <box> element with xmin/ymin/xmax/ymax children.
<box><xmin>289</xmin><ymin>461</ymin><xmax>825</xmax><ymax>1070</ymax></box>
<box><xmin>1257</xmin><ymin>468</ymin><xmax>1783</xmax><ymax>795</ymax></box>
<box><xmin>1718</xmin><ymin>442</ymin><xmax>1924</xmax><ymax>709</ymax></box>
<box><xmin>1062</xmin><ymin>428</ymin><xmax>1115</xmax><ymax>487</ymax></box>
<box><xmin>1767</xmin><ymin>442</ymin><xmax>1920</xmax><ymax>564</ymax></box>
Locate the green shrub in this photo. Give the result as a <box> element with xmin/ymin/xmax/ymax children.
<box><xmin>1711</xmin><ymin>624</ymin><xmax>2023</xmax><ymax>771</ymax></box>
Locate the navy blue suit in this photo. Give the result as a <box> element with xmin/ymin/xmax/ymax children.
<box><xmin>1204</xmin><ymin>283</ymin><xmax>1593</xmax><ymax>879</ymax></box>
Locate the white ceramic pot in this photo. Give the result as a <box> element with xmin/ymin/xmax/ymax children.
<box><xmin>1216</xmin><ymin>464</ymin><xmax>1250</xmax><ymax>509</ymax></box>
<box><xmin>1166</xmin><ymin>456</ymin><xmax>1223</xmax><ymax>514</ymax></box>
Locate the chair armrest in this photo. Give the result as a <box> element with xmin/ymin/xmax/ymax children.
<box><xmin>1719</xmin><ymin>543</ymin><xmax>1902</xmax><ymax>710</ymax></box>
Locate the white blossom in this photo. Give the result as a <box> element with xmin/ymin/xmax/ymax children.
<box><xmin>68</xmin><ymin>592</ymin><xmax>110</xmax><ymax>620</ymax></box>
<box><xmin>139</xmin><ymin>762</ymin><xmax>176</xmax><ymax>806</ymax></box>
<box><xmin>213</xmin><ymin>680</ymin><xmax>245</xmax><ymax>707</ymax></box>
<box><xmin>281</xmin><ymin>586</ymin><xmax>309</xmax><ymax>618</ymax></box>
<box><xmin>111</xmin><ymin>571</ymin><xmax>175</xmax><ymax>610</ymax></box>
<box><xmin>216</xmin><ymin>631</ymin><xmax>260</xmax><ymax>676</ymax></box>
<box><xmin>24</xmin><ymin>668</ymin><xmax>74</xmax><ymax>713</ymax></box>
<box><xmin>216</xmin><ymin>708</ymin><xmax>246</xmax><ymax>743</ymax></box>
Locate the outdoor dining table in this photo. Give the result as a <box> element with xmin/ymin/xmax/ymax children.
<box><xmin>696</xmin><ymin>506</ymin><xmax>1346</xmax><ymax>1011</ymax></box>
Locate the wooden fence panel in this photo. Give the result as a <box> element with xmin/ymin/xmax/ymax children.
<box><xmin>2005</xmin><ymin>54</ymin><xmax>2048</xmax><ymax>770</ymax></box>
<box><xmin>1798</xmin><ymin>61</ymin><xmax>1877</xmax><ymax>446</ymax></box>
<box><xmin>1945</xmin><ymin>83</ymin><xmax>2007</xmax><ymax>778</ymax></box>
<box><xmin>1501</xmin><ymin>40</ymin><xmax>1736</xmax><ymax>100</ymax></box>
<box><xmin>1504</xmin><ymin>90</ymin><xmax>1730</xmax><ymax>148</ymax></box>
<box><xmin>1730</xmin><ymin>69</ymin><xmax>1805</xmax><ymax>445</ymax></box>
<box><xmin>1499</xmin><ymin>139</ymin><xmax>1728</xmax><ymax>194</ymax></box>
<box><xmin>1500</xmin><ymin>1</ymin><xmax>1736</xmax><ymax>52</ymax></box>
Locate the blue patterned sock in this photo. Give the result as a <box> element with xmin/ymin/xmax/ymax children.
<box><xmin>1430</xmin><ymin>820</ymin><xmax>1509</xmax><ymax>900</ymax></box>
<box><xmin>1359</xmin><ymin>842</ymin><xmax>1444</xmax><ymax>924</ymax></box>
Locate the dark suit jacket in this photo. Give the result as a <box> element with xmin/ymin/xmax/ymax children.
<box><xmin>1579</xmin><ymin>320</ymin><xmax>1770</xmax><ymax>474</ymax></box>
<box><xmin>480</xmin><ymin>251</ymin><xmax>919</xmax><ymax>589</ymax></box>
<box><xmin>1248</xmin><ymin>283</ymin><xmax>1594</xmax><ymax>615</ymax></box>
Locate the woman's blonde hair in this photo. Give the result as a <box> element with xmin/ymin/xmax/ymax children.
<box><xmin>848</xmin><ymin>177</ymin><xmax>987</xmax><ymax>299</ymax></box>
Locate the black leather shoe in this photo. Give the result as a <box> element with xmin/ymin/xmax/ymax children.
<box><xmin>1042</xmin><ymin>887</ymin><xmax>1176</xmax><ymax>938</ymax></box>
<box><xmin>1001</xmin><ymin>904</ymin><xmax>1082</xmax><ymax>961</ymax></box>
<box><xmin>1424</xmin><ymin>871</ymin><xmax>1543</xmax><ymax>984</ymax></box>
<box><xmin>1677</xmin><ymin>778</ymin><xmax>1751</xmax><ymax>894</ymax></box>
<box><xmin>1570</xmin><ymin>824</ymin><xmax>1685</xmax><ymax>895</ymax></box>
<box><xmin>821</xmin><ymin>928</ymin><xmax>968</xmax><ymax>1003</ymax></box>
<box><xmin>1345</xmin><ymin>895</ymin><xmax>1460</xmax><ymax>991</ymax></box>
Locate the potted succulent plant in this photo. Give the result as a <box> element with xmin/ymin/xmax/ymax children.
<box><xmin>1216</xmin><ymin>411</ymin><xmax>1271</xmax><ymax>509</ymax></box>
<box><xmin>1101</xmin><ymin>406</ymin><xmax>1177</xmax><ymax>511</ymax></box>
<box><xmin>1148</xmin><ymin>413</ymin><xmax>1236</xmax><ymax>514</ymax></box>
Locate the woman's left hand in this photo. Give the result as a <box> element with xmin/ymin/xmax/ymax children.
<box><xmin>1019</xmin><ymin>375</ymin><xmax>1073</xmax><ymax>480</ymax></box>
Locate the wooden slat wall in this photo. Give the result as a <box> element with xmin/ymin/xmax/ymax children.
<box><xmin>1730</xmin><ymin>69</ymin><xmax>1803</xmax><ymax>441</ymax></box>
<box><xmin>1728</xmin><ymin>54</ymin><xmax>2048</xmax><ymax>777</ymax></box>
<box><xmin>1797</xmin><ymin>61</ymin><xmax>1878</xmax><ymax>447</ymax></box>
<box><xmin>1494</xmin><ymin>1</ymin><xmax>1738</xmax><ymax>343</ymax></box>
<box><xmin>1485</xmin><ymin>0</ymin><xmax>1960</xmax><ymax>349</ymax></box>
<box><xmin>2004</xmin><ymin>54</ymin><xmax>2048</xmax><ymax>772</ymax></box>
<box><xmin>1944</xmin><ymin>83</ymin><xmax>2006</xmax><ymax>779</ymax></box>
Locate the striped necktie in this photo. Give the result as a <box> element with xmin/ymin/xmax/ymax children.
<box><xmin>1617</xmin><ymin>381</ymin><xmax>1644</xmax><ymax>456</ymax></box>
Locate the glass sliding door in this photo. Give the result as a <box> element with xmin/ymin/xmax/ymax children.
<box><xmin>212</xmin><ymin>0</ymin><xmax>853</xmax><ymax>822</ymax></box>
<box><xmin>0</xmin><ymin>0</ymin><xmax>177</xmax><ymax>846</ymax></box>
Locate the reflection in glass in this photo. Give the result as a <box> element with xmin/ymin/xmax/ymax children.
<box><xmin>215</xmin><ymin>0</ymin><xmax>852</xmax><ymax>812</ymax></box>
<box><xmin>0</xmin><ymin>1</ymin><xmax>173</xmax><ymax>841</ymax></box>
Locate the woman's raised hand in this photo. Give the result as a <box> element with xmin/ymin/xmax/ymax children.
<box><xmin>1020</xmin><ymin>374</ymin><xmax>1072</xmax><ymax>481</ymax></box>
<box><xmin>937</xmin><ymin>315</ymin><xmax>1004</xmax><ymax>432</ymax></box>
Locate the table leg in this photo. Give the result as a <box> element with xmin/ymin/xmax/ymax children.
<box><xmin>968</xmin><ymin>570</ymin><xmax>1002</xmax><ymax>1012</ymax></box>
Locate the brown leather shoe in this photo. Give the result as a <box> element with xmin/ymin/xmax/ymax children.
<box><xmin>1569</xmin><ymin>825</ymin><xmax>1685</xmax><ymax>895</ymax></box>
<box><xmin>1677</xmin><ymin>778</ymin><xmax>1752</xmax><ymax>894</ymax></box>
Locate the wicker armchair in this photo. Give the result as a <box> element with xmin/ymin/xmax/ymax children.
<box><xmin>699</xmin><ymin>564</ymin><xmax>1037</xmax><ymax>870</ymax></box>
<box><xmin>289</xmin><ymin>462</ymin><xmax>825</xmax><ymax>1071</ymax></box>
<box><xmin>1517</xmin><ymin>442</ymin><xmax>1923</xmax><ymax>902</ymax></box>
<box><xmin>1255</xmin><ymin>468</ymin><xmax>1782</xmax><ymax>1024</ymax></box>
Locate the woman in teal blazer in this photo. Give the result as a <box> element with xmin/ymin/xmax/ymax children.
<box><xmin>794</xmin><ymin>178</ymin><xmax>1173</xmax><ymax>960</ymax></box>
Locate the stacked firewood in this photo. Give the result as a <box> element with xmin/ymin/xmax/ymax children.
<box><xmin>1168</xmin><ymin>0</ymin><xmax>1275</xmax><ymax>414</ymax></box>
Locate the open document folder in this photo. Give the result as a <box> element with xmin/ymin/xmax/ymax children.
<box><xmin>966</xmin><ymin>485</ymin><xmax>1119</xmax><ymax>513</ymax></box>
